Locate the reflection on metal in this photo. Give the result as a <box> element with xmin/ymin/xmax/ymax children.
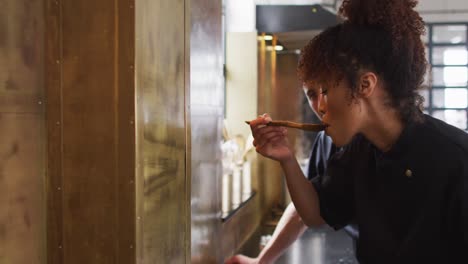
<box><xmin>0</xmin><ymin>0</ymin><xmax>45</xmax><ymax>263</ymax></box>
<box><xmin>135</xmin><ymin>0</ymin><xmax>188</xmax><ymax>263</ymax></box>
<box><xmin>190</xmin><ymin>0</ymin><xmax>224</xmax><ymax>262</ymax></box>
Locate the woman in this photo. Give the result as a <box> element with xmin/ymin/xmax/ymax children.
<box><xmin>248</xmin><ymin>0</ymin><xmax>468</xmax><ymax>262</ymax></box>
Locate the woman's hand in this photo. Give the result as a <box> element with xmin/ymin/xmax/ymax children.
<box><xmin>248</xmin><ymin>114</ymin><xmax>294</xmax><ymax>163</ymax></box>
<box><xmin>224</xmin><ymin>255</ymin><xmax>261</xmax><ymax>264</ymax></box>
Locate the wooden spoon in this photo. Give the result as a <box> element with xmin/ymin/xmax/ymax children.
<box><xmin>245</xmin><ymin>120</ymin><xmax>327</xmax><ymax>132</ymax></box>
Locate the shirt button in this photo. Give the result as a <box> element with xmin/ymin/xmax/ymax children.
<box><xmin>405</xmin><ymin>169</ymin><xmax>413</xmax><ymax>178</ymax></box>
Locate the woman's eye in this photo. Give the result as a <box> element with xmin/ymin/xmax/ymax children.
<box><xmin>307</xmin><ymin>91</ymin><xmax>317</xmax><ymax>100</ymax></box>
<box><xmin>321</xmin><ymin>89</ymin><xmax>328</xmax><ymax>95</ymax></box>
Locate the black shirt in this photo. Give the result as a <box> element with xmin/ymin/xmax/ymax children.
<box><xmin>307</xmin><ymin>131</ymin><xmax>359</xmax><ymax>241</ymax></box>
<box><xmin>313</xmin><ymin>114</ymin><xmax>468</xmax><ymax>263</ymax></box>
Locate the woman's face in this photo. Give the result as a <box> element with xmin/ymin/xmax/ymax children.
<box><xmin>318</xmin><ymin>80</ymin><xmax>364</xmax><ymax>147</ymax></box>
<box><xmin>303</xmin><ymin>83</ymin><xmax>322</xmax><ymax>120</ymax></box>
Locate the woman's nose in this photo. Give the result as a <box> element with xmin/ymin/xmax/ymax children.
<box><xmin>318</xmin><ymin>94</ymin><xmax>327</xmax><ymax>115</ymax></box>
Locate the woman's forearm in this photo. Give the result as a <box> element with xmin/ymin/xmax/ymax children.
<box><xmin>280</xmin><ymin>157</ymin><xmax>325</xmax><ymax>227</ymax></box>
<box><xmin>258</xmin><ymin>203</ymin><xmax>308</xmax><ymax>263</ymax></box>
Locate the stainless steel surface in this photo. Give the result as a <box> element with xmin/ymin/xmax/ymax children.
<box><xmin>190</xmin><ymin>0</ymin><xmax>224</xmax><ymax>262</ymax></box>
<box><xmin>0</xmin><ymin>0</ymin><xmax>45</xmax><ymax>263</ymax></box>
<box><xmin>276</xmin><ymin>227</ymin><xmax>357</xmax><ymax>264</ymax></box>
<box><xmin>135</xmin><ymin>0</ymin><xmax>188</xmax><ymax>263</ymax></box>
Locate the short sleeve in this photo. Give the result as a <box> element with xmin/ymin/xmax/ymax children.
<box><xmin>307</xmin><ymin>133</ymin><xmax>323</xmax><ymax>181</ymax></box>
<box><xmin>312</xmin><ymin>141</ymin><xmax>356</xmax><ymax>230</ymax></box>
<box><xmin>307</xmin><ymin>131</ymin><xmax>336</xmax><ymax>181</ymax></box>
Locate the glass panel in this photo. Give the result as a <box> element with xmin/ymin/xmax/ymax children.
<box><xmin>433</xmin><ymin>89</ymin><xmax>445</xmax><ymax>108</ymax></box>
<box><xmin>419</xmin><ymin>88</ymin><xmax>430</xmax><ymax>108</ymax></box>
<box><xmin>445</xmin><ymin>88</ymin><xmax>468</xmax><ymax>108</ymax></box>
<box><xmin>444</xmin><ymin>67</ymin><xmax>468</xmax><ymax>86</ymax></box>
<box><xmin>433</xmin><ymin>110</ymin><xmax>467</xmax><ymax>129</ymax></box>
<box><xmin>432</xmin><ymin>66</ymin><xmax>468</xmax><ymax>86</ymax></box>
<box><xmin>432</xmin><ymin>88</ymin><xmax>468</xmax><ymax>108</ymax></box>
<box><xmin>432</xmin><ymin>46</ymin><xmax>468</xmax><ymax>65</ymax></box>
<box><xmin>432</xmin><ymin>25</ymin><xmax>467</xmax><ymax>43</ymax></box>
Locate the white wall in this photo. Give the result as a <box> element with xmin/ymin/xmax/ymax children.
<box><xmin>226</xmin><ymin>0</ymin><xmax>256</xmax><ymax>32</ymax></box>
<box><xmin>225</xmin><ymin>32</ymin><xmax>258</xmax><ymax>140</ymax></box>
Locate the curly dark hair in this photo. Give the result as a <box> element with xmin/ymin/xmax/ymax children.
<box><xmin>297</xmin><ymin>0</ymin><xmax>427</xmax><ymax>122</ymax></box>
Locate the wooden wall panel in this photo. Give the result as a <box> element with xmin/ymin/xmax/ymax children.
<box><xmin>190</xmin><ymin>0</ymin><xmax>224</xmax><ymax>263</ymax></box>
<box><xmin>0</xmin><ymin>0</ymin><xmax>45</xmax><ymax>263</ymax></box>
<box><xmin>135</xmin><ymin>0</ymin><xmax>188</xmax><ymax>263</ymax></box>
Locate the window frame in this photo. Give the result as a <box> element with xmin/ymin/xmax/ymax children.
<box><xmin>424</xmin><ymin>22</ymin><xmax>468</xmax><ymax>131</ymax></box>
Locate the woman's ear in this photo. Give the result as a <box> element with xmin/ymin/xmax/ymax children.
<box><xmin>358</xmin><ymin>72</ymin><xmax>378</xmax><ymax>98</ymax></box>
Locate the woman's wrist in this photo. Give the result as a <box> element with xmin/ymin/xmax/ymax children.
<box><xmin>256</xmin><ymin>255</ymin><xmax>272</xmax><ymax>264</ymax></box>
<box><xmin>279</xmin><ymin>153</ymin><xmax>297</xmax><ymax>167</ymax></box>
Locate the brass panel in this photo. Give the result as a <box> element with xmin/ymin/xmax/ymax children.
<box><xmin>273</xmin><ymin>53</ymin><xmax>302</xmax><ymax>205</ymax></box>
<box><xmin>256</xmin><ymin>44</ymin><xmax>283</xmax><ymax>212</ymax></box>
<box><xmin>135</xmin><ymin>0</ymin><xmax>187</xmax><ymax>263</ymax></box>
<box><xmin>115</xmin><ymin>1</ymin><xmax>137</xmax><ymax>263</ymax></box>
<box><xmin>0</xmin><ymin>114</ymin><xmax>45</xmax><ymax>264</ymax></box>
<box><xmin>0</xmin><ymin>0</ymin><xmax>44</xmax><ymax>114</ymax></box>
<box><xmin>44</xmin><ymin>0</ymin><xmax>136</xmax><ymax>263</ymax></box>
<box><xmin>256</xmin><ymin>48</ymin><xmax>302</xmax><ymax>211</ymax></box>
<box><xmin>45</xmin><ymin>0</ymin><xmax>64</xmax><ymax>263</ymax></box>
<box><xmin>61</xmin><ymin>0</ymin><xmax>118</xmax><ymax>261</ymax></box>
<box><xmin>190</xmin><ymin>0</ymin><xmax>224</xmax><ymax>263</ymax></box>
<box><xmin>185</xmin><ymin>1</ymin><xmax>191</xmax><ymax>263</ymax></box>
<box><xmin>0</xmin><ymin>0</ymin><xmax>45</xmax><ymax>263</ymax></box>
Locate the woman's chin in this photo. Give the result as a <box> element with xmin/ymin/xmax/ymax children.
<box><xmin>325</xmin><ymin>128</ymin><xmax>348</xmax><ymax>147</ymax></box>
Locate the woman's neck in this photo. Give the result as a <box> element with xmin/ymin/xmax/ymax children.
<box><xmin>362</xmin><ymin>105</ymin><xmax>405</xmax><ymax>153</ymax></box>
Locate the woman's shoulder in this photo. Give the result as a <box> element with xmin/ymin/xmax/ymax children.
<box><xmin>422</xmin><ymin>115</ymin><xmax>468</xmax><ymax>157</ymax></box>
